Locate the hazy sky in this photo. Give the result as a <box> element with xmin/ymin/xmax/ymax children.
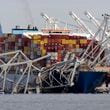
<box><xmin>0</xmin><ymin>0</ymin><xmax>110</xmax><ymax>32</ymax></box>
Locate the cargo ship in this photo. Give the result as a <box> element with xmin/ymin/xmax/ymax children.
<box><xmin>0</xmin><ymin>12</ymin><xmax>110</xmax><ymax>94</ymax></box>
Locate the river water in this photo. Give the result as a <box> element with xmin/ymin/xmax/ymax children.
<box><xmin>0</xmin><ymin>94</ymin><xmax>110</xmax><ymax>110</ymax></box>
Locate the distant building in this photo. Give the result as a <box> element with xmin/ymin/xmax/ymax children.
<box><xmin>0</xmin><ymin>24</ymin><xmax>3</xmax><ymax>35</ymax></box>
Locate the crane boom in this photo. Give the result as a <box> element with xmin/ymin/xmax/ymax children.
<box><xmin>40</xmin><ymin>13</ymin><xmax>58</xmax><ymax>30</ymax></box>
<box><xmin>40</xmin><ymin>13</ymin><xmax>51</xmax><ymax>22</ymax></box>
<box><xmin>69</xmin><ymin>11</ymin><xmax>94</xmax><ymax>36</ymax></box>
<box><xmin>84</xmin><ymin>11</ymin><xmax>110</xmax><ymax>37</ymax></box>
<box><xmin>83</xmin><ymin>14</ymin><xmax>110</xmax><ymax>68</ymax></box>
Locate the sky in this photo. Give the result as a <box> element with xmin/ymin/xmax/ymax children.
<box><xmin>0</xmin><ymin>0</ymin><xmax>110</xmax><ymax>33</ymax></box>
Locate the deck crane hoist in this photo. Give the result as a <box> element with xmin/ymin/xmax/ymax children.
<box><xmin>69</xmin><ymin>11</ymin><xmax>94</xmax><ymax>37</ymax></box>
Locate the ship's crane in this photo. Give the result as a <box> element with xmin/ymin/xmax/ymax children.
<box><xmin>84</xmin><ymin>11</ymin><xmax>110</xmax><ymax>38</ymax></box>
<box><xmin>81</xmin><ymin>14</ymin><xmax>110</xmax><ymax>59</ymax></box>
<box><xmin>69</xmin><ymin>11</ymin><xmax>94</xmax><ymax>36</ymax></box>
<box><xmin>40</xmin><ymin>13</ymin><xmax>58</xmax><ymax>30</ymax></box>
<box><xmin>84</xmin><ymin>12</ymin><xmax>110</xmax><ymax>66</ymax></box>
<box><xmin>81</xmin><ymin>14</ymin><xmax>110</xmax><ymax>68</ymax></box>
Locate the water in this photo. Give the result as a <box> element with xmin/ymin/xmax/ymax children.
<box><xmin>0</xmin><ymin>94</ymin><xmax>110</xmax><ymax>110</ymax></box>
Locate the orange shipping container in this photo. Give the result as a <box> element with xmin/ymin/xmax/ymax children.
<box><xmin>43</xmin><ymin>38</ymin><xmax>48</xmax><ymax>44</ymax></box>
<box><xmin>33</xmin><ymin>35</ymin><xmax>41</xmax><ymax>40</ymax></box>
<box><xmin>76</xmin><ymin>44</ymin><xmax>80</xmax><ymax>48</ymax></box>
<box><xmin>80</xmin><ymin>39</ymin><xmax>87</xmax><ymax>44</ymax></box>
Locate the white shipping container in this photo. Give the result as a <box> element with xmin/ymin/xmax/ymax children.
<box><xmin>47</xmin><ymin>52</ymin><xmax>58</xmax><ymax>60</ymax></box>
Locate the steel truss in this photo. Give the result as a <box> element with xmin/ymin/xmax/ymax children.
<box><xmin>0</xmin><ymin>50</ymin><xmax>78</xmax><ymax>94</ymax></box>
<box><xmin>0</xmin><ymin>50</ymin><xmax>50</xmax><ymax>94</ymax></box>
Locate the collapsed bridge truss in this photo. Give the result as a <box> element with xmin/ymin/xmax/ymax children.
<box><xmin>0</xmin><ymin>50</ymin><xmax>78</xmax><ymax>94</ymax></box>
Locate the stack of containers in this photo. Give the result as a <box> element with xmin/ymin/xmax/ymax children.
<box><xmin>32</xmin><ymin>35</ymin><xmax>42</xmax><ymax>58</ymax></box>
<box><xmin>46</xmin><ymin>35</ymin><xmax>54</xmax><ymax>63</ymax></box>
<box><xmin>15</xmin><ymin>35</ymin><xmax>23</xmax><ymax>51</ymax></box>
<box><xmin>0</xmin><ymin>33</ymin><xmax>96</xmax><ymax>65</ymax></box>
<box><xmin>42</xmin><ymin>35</ymin><xmax>51</xmax><ymax>65</ymax></box>
<box><xmin>0</xmin><ymin>37</ymin><xmax>5</xmax><ymax>53</ymax></box>
<box><xmin>79</xmin><ymin>37</ymin><xmax>88</xmax><ymax>49</ymax></box>
<box><xmin>23</xmin><ymin>37</ymin><xmax>31</xmax><ymax>57</ymax></box>
<box><xmin>7</xmin><ymin>35</ymin><xmax>15</xmax><ymax>52</ymax></box>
